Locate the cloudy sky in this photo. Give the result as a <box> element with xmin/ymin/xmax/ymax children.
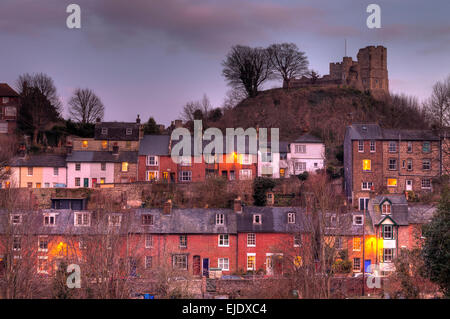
<box><xmin>1</xmin><ymin>0</ymin><xmax>449</xmax><ymax>125</ymax></box>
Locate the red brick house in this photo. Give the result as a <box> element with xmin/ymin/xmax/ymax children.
<box><xmin>0</xmin><ymin>83</ymin><xmax>20</xmax><ymax>135</ymax></box>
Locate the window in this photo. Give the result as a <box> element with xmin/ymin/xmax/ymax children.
<box><xmin>239</xmin><ymin>169</ymin><xmax>252</xmax><ymax>180</ymax></box>
<box><xmin>383</xmin><ymin>248</ymin><xmax>393</xmax><ymax>262</ymax></box>
<box><xmin>218</xmin><ymin>234</ymin><xmax>229</xmax><ymax>247</ymax></box>
<box><xmin>388</xmin><ymin>159</ymin><xmax>397</xmax><ymax>170</ymax></box>
<box><xmin>335</xmin><ymin>237</ymin><xmax>342</xmax><ymax>249</ymax></box>
<box><xmin>362</xmin><ymin>160</ymin><xmax>371</xmax><ymax>171</ymax></box>
<box><xmin>44</xmin><ymin>213</ymin><xmax>56</xmax><ymax>226</ymax></box>
<box><xmin>353</xmin><ymin>258</ymin><xmax>361</xmax><ymax>271</ymax></box>
<box><xmin>359</xmin><ymin>197</ymin><xmax>369</xmax><ymax>211</ymax></box>
<box><xmin>100</xmin><ymin>177</ymin><xmax>105</xmax><ymax>184</ymax></box>
<box><xmin>218</xmin><ymin>258</ymin><xmax>229</xmax><ymax>271</ymax></box>
<box><xmin>2</xmin><ymin>97</ymin><xmax>9</xmax><ymax>104</ymax></box>
<box><xmin>387</xmin><ymin>178</ymin><xmax>397</xmax><ymax>187</ymax></box>
<box><xmin>247</xmin><ymin>233</ymin><xmax>256</xmax><ymax>247</ymax></box>
<box><xmin>146</xmin><ymin>156</ymin><xmax>159</xmax><ymax>166</ymax></box>
<box><xmin>422</xmin><ymin>141</ymin><xmax>431</xmax><ymax>153</ymax></box>
<box><xmin>4</xmin><ymin>106</ymin><xmax>16</xmax><ymax>117</ymax></box>
<box><xmin>79</xmin><ymin>238</ymin><xmax>87</xmax><ymax>249</ymax></box>
<box><xmin>361</xmin><ymin>181</ymin><xmax>373</xmax><ymax>191</ymax></box>
<box><xmin>121</xmin><ymin>162</ymin><xmax>129</xmax><ymax>172</ymax></box>
<box><xmin>179</xmin><ymin>171</ymin><xmax>192</xmax><ymax>182</ymax></box>
<box><xmin>75</xmin><ymin>163</ymin><xmax>81</xmax><ymax>171</ymax></box>
<box><xmin>145</xmin><ymin>256</ymin><xmax>152</xmax><ymax>269</ymax></box>
<box><xmin>74</xmin><ymin>212</ymin><xmax>90</xmax><ymax>226</ymax></box>
<box><xmin>126</xmin><ymin>128</ymin><xmax>132</xmax><ymax>135</ymax></box>
<box><xmin>142</xmin><ymin>214</ymin><xmax>154</xmax><ymax>225</ymax></box>
<box><xmin>421</xmin><ymin>179</ymin><xmax>431</xmax><ymax>189</ymax></box>
<box><xmin>0</xmin><ymin>122</ymin><xmax>8</xmax><ymax>133</ymax></box>
<box><xmin>101</xmin><ymin>128</ymin><xmax>108</xmax><ymax>135</ymax></box>
<box><xmin>422</xmin><ymin>159</ymin><xmax>431</xmax><ymax>170</ymax></box>
<box><xmin>294</xmin><ymin>161</ymin><xmax>306</xmax><ymax>172</ymax></box>
<box><xmin>215</xmin><ymin>213</ymin><xmax>224</xmax><ymax>225</ymax></box>
<box><xmin>108</xmin><ymin>215</ymin><xmax>122</xmax><ymax>227</ymax></box>
<box><xmin>407</xmin><ymin>159</ymin><xmax>413</xmax><ymax>171</ymax></box>
<box><xmin>247</xmin><ymin>253</ymin><xmax>256</xmax><ymax>270</ymax></box>
<box><xmin>253</xmin><ymin>214</ymin><xmax>262</xmax><ymax>224</ymax></box>
<box><xmin>370</xmin><ymin>140</ymin><xmax>376</xmax><ymax>152</ymax></box>
<box><xmin>53</xmin><ymin>167</ymin><xmax>59</xmax><ymax>176</ymax></box>
<box><xmin>383</xmin><ymin>225</ymin><xmax>393</xmax><ymax>239</ymax></box>
<box><xmin>38</xmin><ymin>256</ymin><xmax>48</xmax><ymax>274</ymax></box>
<box><xmin>287</xmin><ymin>212</ymin><xmax>296</xmax><ymax>224</ymax></box>
<box><xmin>172</xmin><ymin>254</ymin><xmax>187</xmax><ymax>270</ymax></box>
<box><xmin>145</xmin><ymin>234</ymin><xmax>153</xmax><ymax>248</ymax></box>
<box><xmin>358</xmin><ymin>140</ymin><xmax>364</xmax><ymax>152</ymax></box>
<box><xmin>294</xmin><ymin>234</ymin><xmax>302</xmax><ymax>247</ymax></box>
<box><xmin>353</xmin><ymin>237</ymin><xmax>361</xmax><ymax>251</ymax></box>
<box><xmin>36</xmin><ymin>183</ymin><xmax>41</xmax><ymax>188</ymax></box>
<box><xmin>382</xmin><ymin>203</ymin><xmax>391</xmax><ymax>214</ymax></box>
<box><xmin>353</xmin><ymin>215</ymin><xmax>363</xmax><ymax>225</ymax></box>
<box><xmin>179</xmin><ymin>235</ymin><xmax>187</xmax><ymax>248</ymax></box>
<box><xmin>27</xmin><ymin>167</ymin><xmax>33</xmax><ymax>176</ymax></box>
<box><xmin>27</xmin><ymin>182</ymin><xmax>32</xmax><ymax>188</ymax></box>
<box><xmin>13</xmin><ymin>236</ymin><xmax>21</xmax><ymax>251</ymax></box>
<box><xmin>101</xmin><ymin>162</ymin><xmax>106</xmax><ymax>171</ymax></box>
<box><xmin>38</xmin><ymin>236</ymin><xmax>48</xmax><ymax>252</ymax></box>
<box><xmin>295</xmin><ymin>145</ymin><xmax>306</xmax><ymax>153</ymax></box>
<box><xmin>102</xmin><ymin>141</ymin><xmax>108</xmax><ymax>149</ymax></box>
<box><xmin>146</xmin><ymin>171</ymin><xmax>158</xmax><ymax>181</ymax></box>
<box><xmin>407</xmin><ymin>142</ymin><xmax>413</xmax><ymax>153</ymax></box>
<box><xmin>241</xmin><ymin>154</ymin><xmax>252</xmax><ymax>165</ymax></box>
<box><xmin>82</xmin><ymin>140</ymin><xmax>88</xmax><ymax>148</ymax></box>
<box><xmin>388</xmin><ymin>141</ymin><xmax>397</xmax><ymax>152</ymax></box>
<box><xmin>11</xmin><ymin>214</ymin><xmax>22</xmax><ymax>225</ymax></box>
<box><xmin>73</xmin><ymin>178</ymin><xmax>80</xmax><ymax>187</ymax></box>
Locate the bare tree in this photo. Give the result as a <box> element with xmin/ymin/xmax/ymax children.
<box><xmin>180</xmin><ymin>94</ymin><xmax>212</xmax><ymax>122</ymax></box>
<box><xmin>267</xmin><ymin>43</ymin><xmax>309</xmax><ymax>88</ymax></box>
<box><xmin>16</xmin><ymin>73</ymin><xmax>62</xmax><ymax>145</ymax></box>
<box><xmin>424</xmin><ymin>75</ymin><xmax>450</xmax><ymax>131</ymax></box>
<box><xmin>0</xmin><ymin>135</ymin><xmax>17</xmax><ymax>184</ymax></box>
<box><xmin>68</xmin><ymin>88</ymin><xmax>105</xmax><ymax>124</ymax></box>
<box><xmin>222</xmin><ymin>45</ymin><xmax>273</xmax><ymax>98</ymax></box>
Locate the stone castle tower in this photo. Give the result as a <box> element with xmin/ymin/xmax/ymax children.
<box><xmin>286</xmin><ymin>45</ymin><xmax>389</xmax><ymax>98</ymax></box>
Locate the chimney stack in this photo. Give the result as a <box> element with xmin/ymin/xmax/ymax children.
<box><xmin>18</xmin><ymin>144</ymin><xmax>26</xmax><ymax>158</ymax></box>
<box><xmin>66</xmin><ymin>141</ymin><xmax>73</xmax><ymax>155</ymax></box>
<box><xmin>234</xmin><ymin>196</ymin><xmax>242</xmax><ymax>213</ymax></box>
<box><xmin>163</xmin><ymin>199</ymin><xmax>172</xmax><ymax>214</ymax></box>
<box><xmin>136</xmin><ymin>114</ymin><xmax>141</xmax><ymax>124</ymax></box>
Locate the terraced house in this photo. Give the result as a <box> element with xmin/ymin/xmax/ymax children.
<box><xmin>0</xmin><ymin>83</ymin><xmax>20</xmax><ymax>135</ymax></box>
<box><xmin>344</xmin><ymin>124</ymin><xmax>442</xmax><ymax>210</ymax></box>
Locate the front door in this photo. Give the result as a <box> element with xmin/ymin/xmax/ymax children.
<box><xmin>83</xmin><ymin>178</ymin><xmax>89</xmax><ymax>188</ymax></box>
<box><xmin>365</xmin><ymin>260</ymin><xmax>372</xmax><ymax>273</ymax></box>
<box><xmin>406</xmin><ymin>180</ymin><xmax>413</xmax><ymax>191</ymax></box>
<box><xmin>92</xmin><ymin>178</ymin><xmax>97</xmax><ymax>187</ymax></box>
<box><xmin>202</xmin><ymin>258</ymin><xmax>209</xmax><ymax>277</ymax></box>
<box><xmin>193</xmin><ymin>256</ymin><xmax>201</xmax><ymax>276</ymax></box>
<box><xmin>266</xmin><ymin>254</ymin><xmax>274</xmax><ymax>275</ymax></box>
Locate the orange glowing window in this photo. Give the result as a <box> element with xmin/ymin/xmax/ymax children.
<box><xmin>362</xmin><ymin>160</ymin><xmax>371</xmax><ymax>171</ymax></box>
<box><xmin>82</xmin><ymin>140</ymin><xmax>88</xmax><ymax>148</ymax></box>
<box><xmin>353</xmin><ymin>237</ymin><xmax>361</xmax><ymax>251</ymax></box>
<box><xmin>100</xmin><ymin>178</ymin><xmax>105</xmax><ymax>184</ymax></box>
<box><xmin>102</xmin><ymin>141</ymin><xmax>108</xmax><ymax>149</ymax></box>
<box><xmin>387</xmin><ymin>178</ymin><xmax>397</xmax><ymax>187</ymax></box>
<box><xmin>122</xmin><ymin>162</ymin><xmax>129</xmax><ymax>172</ymax></box>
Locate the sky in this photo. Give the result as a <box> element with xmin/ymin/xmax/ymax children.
<box><xmin>0</xmin><ymin>0</ymin><xmax>449</xmax><ymax>126</ymax></box>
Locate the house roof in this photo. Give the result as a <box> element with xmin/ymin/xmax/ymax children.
<box><xmin>408</xmin><ymin>205</ymin><xmax>436</xmax><ymax>224</ymax></box>
<box><xmin>10</xmin><ymin>154</ymin><xmax>66</xmax><ymax>167</ymax></box>
<box><xmin>66</xmin><ymin>151</ymin><xmax>138</xmax><ymax>163</ymax></box>
<box><xmin>171</xmin><ymin>135</ymin><xmax>259</xmax><ymax>155</ymax></box>
<box><xmin>369</xmin><ymin>194</ymin><xmax>409</xmax><ymax>226</ymax></box>
<box><xmin>293</xmin><ymin>133</ymin><xmax>323</xmax><ymax>143</ymax></box>
<box><xmin>0</xmin><ymin>83</ymin><xmax>19</xmax><ymax>97</ymax></box>
<box><xmin>139</xmin><ymin>135</ymin><xmax>170</xmax><ymax>156</ymax></box>
<box><xmin>94</xmin><ymin>122</ymin><xmax>140</xmax><ymax>141</ymax></box>
<box><xmin>346</xmin><ymin>123</ymin><xmax>439</xmax><ymax>141</ymax></box>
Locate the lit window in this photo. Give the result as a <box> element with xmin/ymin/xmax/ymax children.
<box><xmin>382</xmin><ymin>203</ymin><xmax>391</xmax><ymax>214</ymax></box>
<box><xmin>247</xmin><ymin>233</ymin><xmax>256</xmax><ymax>247</ymax></box>
<box><xmin>215</xmin><ymin>213</ymin><xmax>224</xmax><ymax>225</ymax></box>
<box><xmin>218</xmin><ymin>258</ymin><xmax>229</xmax><ymax>271</ymax></box>
<box><xmin>253</xmin><ymin>214</ymin><xmax>262</xmax><ymax>224</ymax></box>
<box><xmin>100</xmin><ymin>178</ymin><xmax>105</xmax><ymax>184</ymax></box>
<box><xmin>247</xmin><ymin>253</ymin><xmax>256</xmax><ymax>270</ymax></box>
<box><xmin>218</xmin><ymin>234</ymin><xmax>229</xmax><ymax>247</ymax></box>
<box><xmin>353</xmin><ymin>237</ymin><xmax>361</xmax><ymax>251</ymax></box>
<box><xmin>288</xmin><ymin>212</ymin><xmax>296</xmax><ymax>224</ymax></box>
<box><xmin>145</xmin><ymin>234</ymin><xmax>153</xmax><ymax>248</ymax></box>
<box><xmin>383</xmin><ymin>225</ymin><xmax>393</xmax><ymax>239</ymax></box>
<box><xmin>179</xmin><ymin>235</ymin><xmax>187</xmax><ymax>248</ymax></box>
<box><xmin>353</xmin><ymin>258</ymin><xmax>361</xmax><ymax>271</ymax></box>
<box><xmin>102</xmin><ymin>141</ymin><xmax>108</xmax><ymax>149</ymax></box>
<box><xmin>358</xmin><ymin>140</ymin><xmax>364</xmax><ymax>152</ymax></box>
<box><xmin>146</xmin><ymin>170</ymin><xmax>158</xmax><ymax>181</ymax></box>
<box><xmin>36</xmin><ymin>183</ymin><xmax>41</xmax><ymax>188</ymax></box>
<box><xmin>122</xmin><ymin>162</ymin><xmax>129</xmax><ymax>172</ymax></box>
<box><xmin>387</xmin><ymin>178</ymin><xmax>397</xmax><ymax>187</ymax></box>
<box><xmin>82</xmin><ymin>140</ymin><xmax>88</xmax><ymax>148</ymax></box>
<box><xmin>362</xmin><ymin>160</ymin><xmax>371</xmax><ymax>171</ymax></box>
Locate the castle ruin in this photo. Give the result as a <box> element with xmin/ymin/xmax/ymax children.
<box><xmin>285</xmin><ymin>46</ymin><xmax>389</xmax><ymax>97</ymax></box>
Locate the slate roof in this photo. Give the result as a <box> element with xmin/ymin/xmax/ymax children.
<box><xmin>346</xmin><ymin>123</ymin><xmax>439</xmax><ymax>141</ymax></box>
<box><xmin>139</xmin><ymin>135</ymin><xmax>170</xmax><ymax>156</ymax></box>
<box><xmin>293</xmin><ymin>133</ymin><xmax>323</xmax><ymax>143</ymax></box>
<box><xmin>0</xmin><ymin>83</ymin><xmax>19</xmax><ymax>97</ymax></box>
<box><xmin>94</xmin><ymin>122</ymin><xmax>140</xmax><ymax>141</ymax></box>
<box><xmin>66</xmin><ymin>151</ymin><xmax>138</xmax><ymax>163</ymax></box>
<box><xmin>10</xmin><ymin>154</ymin><xmax>66</xmax><ymax>167</ymax></box>
<box><xmin>369</xmin><ymin>194</ymin><xmax>409</xmax><ymax>226</ymax></box>
<box><xmin>324</xmin><ymin>212</ymin><xmax>365</xmax><ymax>236</ymax></box>
<box><xmin>171</xmin><ymin>135</ymin><xmax>259</xmax><ymax>155</ymax></box>
<box><xmin>408</xmin><ymin>205</ymin><xmax>436</xmax><ymax>224</ymax></box>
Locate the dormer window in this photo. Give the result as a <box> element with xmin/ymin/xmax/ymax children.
<box><xmin>10</xmin><ymin>214</ymin><xmax>22</xmax><ymax>225</ymax></box>
<box><xmin>253</xmin><ymin>214</ymin><xmax>262</xmax><ymax>224</ymax></box>
<box><xmin>44</xmin><ymin>213</ymin><xmax>56</xmax><ymax>226</ymax></box>
<box><xmin>126</xmin><ymin>128</ymin><xmax>132</xmax><ymax>135</ymax></box>
<box><xmin>287</xmin><ymin>212</ymin><xmax>296</xmax><ymax>224</ymax></box>
<box><xmin>142</xmin><ymin>214</ymin><xmax>154</xmax><ymax>225</ymax></box>
<box><xmin>108</xmin><ymin>215</ymin><xmax>122</xmax><ymax>227</ymax></box>
<box><xmin>101</xmin><ymin>128</ymin><xmax>108</xmax><ymax>135</ymax></box>
<box><xmin>382</xmin><ymin>202</ymin><xmax>391</xmax><ymax>214</ymax></box>
<box><xmin>353</xmin><ymin>215</ymin><xmax>363</xmax><ymax>225</ymax></box>
<box><xmin>216</xmin><ymin>213</ymin><xmax>224</xmax><ymax>225</ymax></box>
<box><xmin>74</xmin><ymin>212</ymin><xmax>90</xmax><ymax>226</ymax></box>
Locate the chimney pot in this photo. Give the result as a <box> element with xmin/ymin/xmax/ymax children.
<box><xmin>234</xmin><ymin>196</ymin><xmax>242</xmax><ymax>213</ymax></box>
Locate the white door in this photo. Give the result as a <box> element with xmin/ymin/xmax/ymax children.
<box><xmin>266</xmin><ymin>254</ymin><xmax>273</xmax><ymax>275</ymax></box>
<box><xmin>406</xmin><ymin>180</ymin><xmax>412</xmax><ymax>191</ymax></box>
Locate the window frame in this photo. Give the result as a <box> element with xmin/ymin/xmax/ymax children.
<box><xmin>218</xmin><ymin>258</ymin><xmax>229</xmax><ymax>271</ymax></box>
<box><xmin>43</xmin><ymin>213</ymin><xmax>56</xmax><ymax>226</ymax></box>
<box><xmin>172</xmin><ymin>254</ymin><xmax>188</xmax><ymax>270</ymax></box>
<box><xmin>218</xmin><ymin>234</ymin><xmax>229</xmax><ymax>247</ymax></box>
<box><xmin>38</xmin><ymin>236</ymin><xmax>49</xmax><ymax>252</ymax></box>
<box><xmin>358</xmin><ymin>140</ymin><xmax>364</xmax><ymax>152</ymax></box>
<box><xmin>141</xmin><ymin>214</ymin><xmax>154</xmax><ymax>226</ymax></box>
<box><xmin>145</xmin><ymin>234</ymin><xmax>153</xmax><ymax>248</ymax></box>
<box><xmin>179</xmin><ymin>235</ymin><xmax>187</xmax><ymax>248</ymax></box>
<box><xmin>74</xmin><ymin>212</ymin><xmax>90</xmax><ymax>226</ymax></box>
<box><xmin>421</xmin><ymin>178</ymin><xmax>431</xmax><ymax>189</ymax></box>
<box><xmin>388</xmin><ymin>141</ymin><xmax>397</xmax><ymax>153</ymax></box>
<box><xmin>287</xmin><ymin>212</ymin><xmax>296</xmax><ymax>224</ymax></box>
<box><xmin>247</xmin><ymin>253</ymin><xmax>256</xmax><ymax>271</ymax></box>
<box><xmin>353</xmin><ymin>237</ymin><xmax>361</xmax><ymax>251</ymax></box>
<box><xmin>215</xmin><ymin>213</ymin><xmax>224</xmax><ymax>225</ymax></box>
<box><xmin>382</xmin><ymin>225</ymin><xmax>393</xmax><ymax>239</ymax></box>
<box><xmin>388</xmin><ymin>158</ymin><xmax>397</xmax><ymax>170</ymax></box>
<box><xmin>253</xmin><ymin>214</ymin><xmax>262</xmax><ymax>225</ymax></box>
<box><xmin>353</xmin><ymin>215</ymin><xmax>363</xmax><ymax>226</ymax></box>
<box><xmin>247</xmin><ymin>233</ymin><xmax>256</xmax><ymax>247</ymax></box>
<box><xmin>369</xmin><ymin>140</ymin><xmax>376</xmax><ymax>152</ymax></box>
